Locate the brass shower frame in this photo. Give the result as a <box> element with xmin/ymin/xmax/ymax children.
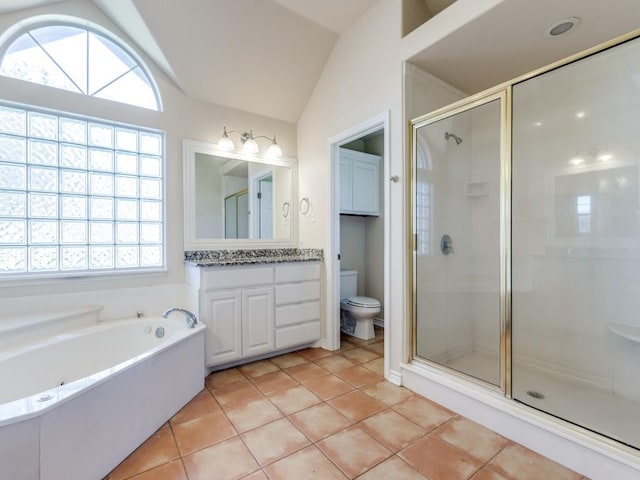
<box><xmin>409</xmin><ymin>89</ymin><xmax>510</xmax><ymax>396</ymax></box>
<box><xmin>407</xmin><ymin>27</ymin><xmax>640</xmax><ymax>398</ymax></box>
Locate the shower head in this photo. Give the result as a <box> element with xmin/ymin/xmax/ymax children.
<box><xmin>445</xmin><ymin>132</ymin><xmax>463</xmax><ymax>145</ymax></box>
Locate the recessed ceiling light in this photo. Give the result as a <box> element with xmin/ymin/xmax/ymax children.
<box><xmin>534</xmin><ymin>121</ymin><xmax>543</xmax><ymax>127</ymax></box>
<box><xmin>546</xmin><ymin>17</ymin><xmax>581</xmax><ymax>37</ymax></box>
<box><xmin>576</xmin><ymin>111</ymin><xmax>585</xmax><ymax>119</ymax></box>
<box><xmin>569</xmin><ymin>157</ymin><xmax>585</xmax><ymax>166</ymax></box>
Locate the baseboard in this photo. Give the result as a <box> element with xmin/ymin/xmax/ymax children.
<box><xmin>387</xmin><ymin>369</ymin><xmax>402</xmax><ymax>386</ymax></box>
<box><xmin>373</xmin><ymin>317</ymin><xmax>385</xmax><ymax>328</ymax></box>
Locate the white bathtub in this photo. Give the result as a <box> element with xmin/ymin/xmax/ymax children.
<box><xmin>0</xmin><ymin>308</ymin><xmax>206</xmax><ymax>480</ymax></box>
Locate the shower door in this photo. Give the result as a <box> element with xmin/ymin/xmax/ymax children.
<box><xmin>412</xmin><ymin>92</ymin><xmax>507</xmax><ymax>388</ymax></box>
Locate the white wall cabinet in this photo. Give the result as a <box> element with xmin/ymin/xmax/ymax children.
<box><xmin>340</xmin><ymin>148</ymin><xmax>381</xmax><ymax>216</ymax></box>
<box><xmin>187</xmin><ymin>262</ymin><xmax>321</xmax><ymax>368</ymax></box>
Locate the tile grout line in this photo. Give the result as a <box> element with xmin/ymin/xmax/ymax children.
<box><xmin>115</xmin><ymin>338</ymin><xmax>385</xmax><ymax>480</ymax></box>
<box><xmin>166</xmin><ymin>419</ymin><xmax>185</xmax><ymax>480</ymax></box>
<box><xmin>115</xmin><ymin>332</ymin><xmax>581</xmax><ymax>480</ymax></box>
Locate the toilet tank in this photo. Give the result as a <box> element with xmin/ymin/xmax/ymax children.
<box><xmin>340</xmin><ymin>270</ymin><xmax>358</xmax><ymax>300</ymax></box>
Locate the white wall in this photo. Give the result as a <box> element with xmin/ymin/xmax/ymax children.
<box><xmin>339</xmin><ymin>215</ymin><xmax>367</xmax><ymax>294</ymax></box>
<box><xmin>0</xmin><ymin>0</ymin><xmax>296</xmax><ymax>321</ymax></box>
<box><xmin>273</xmin><ymin>165</ymin><xmax>292</xmax><ymax>239</ymax></box>
<box><xmin>297</xmin><ymin>0</ymin><xmax>404</xmax><ymax>371</ymax></box>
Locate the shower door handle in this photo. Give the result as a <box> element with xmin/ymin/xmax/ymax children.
<box><xmin>440</xmin><ymin>234</ymin><xmax>453</xmax><ymax>255</ymax></box>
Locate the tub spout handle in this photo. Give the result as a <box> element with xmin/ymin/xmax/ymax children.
<box><xmin>162</xmin><ymin>308</ymin><xmax>198</xmax><ymax>328</ymax></box>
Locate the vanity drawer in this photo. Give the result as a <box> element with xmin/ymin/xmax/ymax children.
<box><xmin>276</xmin><ymin>301</ymin><xmax>320</xmax><ymax>327</ymax></box>
<box><xmin>276</xmin><ymin>321</ymin><xmax>320</xmax><ymax>349</ymax></box>
<box><xmin>202</xmin><ymin>265</ymin><xmax>274</xmax><ymax>290</ymax></box>
<box><xmin>275</xmin><ymin>281</ymin><xmax>320</xmax><ymax>305</ymax></box>
<box><xmin>275</xmin><ymin>263</ymin><xmax>320</xmax><ymax>283</ymax></box>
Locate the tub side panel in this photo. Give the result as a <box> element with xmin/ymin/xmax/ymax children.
<box><xmin>0</xmin><ymin>416</ymin><xmax>39</xmax><ymax>480</ymax></box>
<box><xmin>39</xmin><ymin>331</ymin><xmax>205</xmax><ymax>480</ymax></box>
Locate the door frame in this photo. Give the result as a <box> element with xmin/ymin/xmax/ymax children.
<box><xmin>250</xmin><ymin>170</ymin><xmax>274</xmax><ymax>239</ymax></box>
<box><xmin>327</xmin><ymin>111</ymin><xmax>391</xmax><ymax>379</ymax></box>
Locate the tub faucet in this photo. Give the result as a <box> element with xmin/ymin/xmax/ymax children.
<box><xmin>162</xmin><ymin>308</ymin><xmax>198</xmax><ymax>328</ymax></box>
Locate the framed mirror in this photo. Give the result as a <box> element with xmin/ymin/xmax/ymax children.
<box><xmin>183</xmin><ymin>138</ymin><xmax>298</xmax><ymax>250</ymax></box>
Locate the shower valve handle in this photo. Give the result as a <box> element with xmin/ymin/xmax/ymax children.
<box><xmin>441</xmin><ymin>234</ymin><xmax>453</xmax><ymax>255</ymax></box>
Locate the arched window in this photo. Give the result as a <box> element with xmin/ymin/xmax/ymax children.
<box><xmin>0</xmin><ymin>20</ymin><xmax>161</xmax><ymax>111</ymax></box>
<box><xmin>0</xmin><ymin>18</ymin><xmax>164</xmax><ymax>278</ymax></box>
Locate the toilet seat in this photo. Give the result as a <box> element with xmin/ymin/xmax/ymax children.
<box><xmin>343</xmin><ymin>296</ymin><xmax>380</xmax><ymax>309</ymax></box>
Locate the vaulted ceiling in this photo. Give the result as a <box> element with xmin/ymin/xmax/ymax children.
<box><xmin>0</xmin><ymin>0</ymin><xmax>379</xmax><ymax>123</ymax></box>
<box><xmin>2</xmin><ymin>1</ymin><xmax>640</xmax><ymax>124</ymax></box>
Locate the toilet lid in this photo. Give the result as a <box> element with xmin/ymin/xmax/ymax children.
<box><xmin>345</xmin><ymin>296</ymin><xmax>380</xmax><ymax>308</ymax></box>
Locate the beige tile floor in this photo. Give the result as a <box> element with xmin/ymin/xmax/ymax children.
<box><xmin>106</xmin><ymin>329</ymin><xmax>587</xmax><ymax>480</ymax></box>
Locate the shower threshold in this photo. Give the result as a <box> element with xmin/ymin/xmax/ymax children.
<box><xmin>445</xmin><ymin>350</ymin><xmax>640</xmax><ymax>450</ymax></box>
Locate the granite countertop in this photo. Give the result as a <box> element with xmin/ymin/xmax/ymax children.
<box><xmin>184</xmin><ymin>248</ymin><xmax>323</xmax><ymax>267</ymax></box>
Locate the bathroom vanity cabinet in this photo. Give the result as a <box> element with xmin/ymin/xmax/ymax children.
<box><xmin>186</xmin><ymin>260</ymin><xmax>321</xmax><ymax>368</ymax></box>
<box><xmin>339</xmin><ymin>148</ymin><xmax>381</xmax><ymax>216</ymax></box>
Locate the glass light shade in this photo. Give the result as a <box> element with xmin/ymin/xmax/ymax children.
<box><xmin>266</xmin><ymin>141</ymin><xmax>282</xmax><ymax>158</ymax></box>
<box><xmin>217</xmin><ymin>135</ymin><xmax>235</xmax><ymax>151</ymax></box>
<box><xmin>242</xmin><ymin>137</ymin><xmax>259</xmax><ymax>154</ymax></box>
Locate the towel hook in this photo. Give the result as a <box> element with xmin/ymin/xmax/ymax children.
<box><xmin>299</xmin><ymin>197</ymin><xmax>310</xmax><ymax>215</ymax></box>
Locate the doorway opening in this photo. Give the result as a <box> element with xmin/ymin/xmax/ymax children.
<box><xmin>327</xmin><ymin>112</ymin><xmax>390</xmax><ymax>379</ymax></box>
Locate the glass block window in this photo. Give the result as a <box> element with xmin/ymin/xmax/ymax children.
<box><xmin>416</xmin><ymin>181</ymin><xmax>432</xmax><ymax>256</ymax></box>
<box><xmin>0</xmin><ymin>103</ymin><xmax>164</xmax><ymax>276</ymax></box>
<box><xmin>0</xmin><ymin>22</ymin><xmax>160</xmax><ymax>111</ymax></box>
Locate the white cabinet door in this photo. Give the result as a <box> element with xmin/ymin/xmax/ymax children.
<box><xmin>242</xmin><ymin>287</ymin><xmax>275</xmax><ymax>357</ymax></box>
<box><xmin>339</xmin><ymin>157</ymin><xmax>353</xmax><ymax>212</ymax></box>
<box><xmin>339</xmin><ymin>149</ymin><xmax>380</xmax><ymax>216</ymax></box>
<box><xmin>352</xmin><ymin>159</ymin><xmax>379</xmax><ymax>214</ymax></box>
<box><xmin>202</xmin><ymin>290</ymin><xmax>243</xmax><ymax>367</ymax></box>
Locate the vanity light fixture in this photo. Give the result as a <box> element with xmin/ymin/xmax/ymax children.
<box><xmin>217</xmin><ymin>127</ymin><xmax>283</xmax><ymax>158</ymax></box>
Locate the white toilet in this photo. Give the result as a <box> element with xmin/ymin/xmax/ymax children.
<box><xmin>340</xmin><ymin>270</ymin><xmax>380</xmax><ymax>340</ymax></box>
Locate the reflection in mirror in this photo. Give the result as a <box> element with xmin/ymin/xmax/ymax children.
<box><xmin>184</xmin><ymin>139</ymin><xmax>297</xmax><ymax>250</ymax></box>
<box><xmin>224</xmin><ymin>189</ymin><xmax>248</xmax><ymax>239</ymax></box>
<box><xmin>194</xmin><ymin>153</ymin><xmax>291</xmax><ymax>240</ymax></box>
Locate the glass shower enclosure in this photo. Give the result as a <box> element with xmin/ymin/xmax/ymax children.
<box><xmin>511</xmin><ymin>36</ymin><xmax>640</xmax><ymax>449</ymax></box>
<box><xmin>411</xmin><ymin>32</ymin><xmax>640</xmax><ymax>450</ymax></box>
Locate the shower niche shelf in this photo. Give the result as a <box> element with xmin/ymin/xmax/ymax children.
<box><xmin>464</xmin><ymin>180</ymin><xmax>489</xmax><ymax>197</ymax></box>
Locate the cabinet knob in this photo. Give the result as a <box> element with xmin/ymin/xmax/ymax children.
<box><xmin>390</xmin><ymin>175</ymin><xmax>400</xmax><ymax>183</ymax></box>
